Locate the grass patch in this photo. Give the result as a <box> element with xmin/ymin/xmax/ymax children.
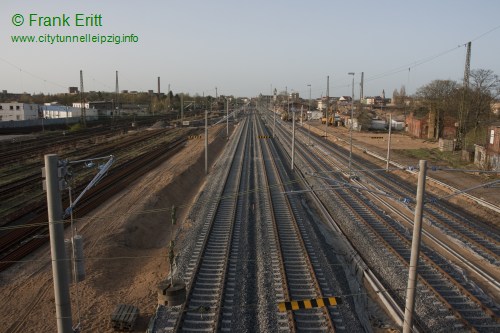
<box><xmin>68</xmin><ymin>123</ymin><xmax>84</xmax><ymax>132</ymax></box>
<box><xmin>396</xmin><ymin>148</ymin><xmax>475</xmax><ymax>169</ymax></box>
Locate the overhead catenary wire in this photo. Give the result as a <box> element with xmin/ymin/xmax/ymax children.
<box><xmin>0</xmin><ymin>166</ymin><xmax>498</xmax><ymax>233</ymax></box>
<box><xmin>0</xmin><ymin>56</ymin><xmax>68</xmax><ymax>90</ymax></box>
<box><xmin>3</xmin><ymin>249</ymin><xmax>495</xmax><ymax>266</ymax></box>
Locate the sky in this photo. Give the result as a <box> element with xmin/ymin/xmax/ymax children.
<box><xmin>1</xmin><ymin>0</ymin><xmax>499</xmax><ymax>100</ymax></box>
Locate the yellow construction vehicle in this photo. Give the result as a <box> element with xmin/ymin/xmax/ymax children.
<box><xmin>321</xmin><ymin>115</ymin><xmax>341</xmax><ymax>126</ymax></box>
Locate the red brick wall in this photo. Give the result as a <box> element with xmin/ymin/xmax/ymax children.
<box><xmin>405</xmin><ymin>113</ymin><xmax>428</xmax><ymax>139</ymax></box>
<box><xmin>487</xmin><ymin>126</ymin><xmax>500</xmax><ymax>154</ymax></box>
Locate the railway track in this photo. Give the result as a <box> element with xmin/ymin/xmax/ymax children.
<box><xmin>0</xmin><ymin>123</ymin><xmax>126</xmax><ymax>164</ymax></box>
<box><xmin>0</xmin><ymin>128</ymin><xmax>191</xmax><ymax>229</ymax></box>
<box><xmin>0</xmin><ymin>133</ymin><xmax>190</xmax><ymax>272</ymax></box>
<box><xmin>0</xmin><ymin>128</ymin><xmax>175</xmax><ymax>206</ymax></box>
<box><xmin>292</xmin><ymin>120</ymin><xmax>500</xmax><ymax>283</ymax></box>
<box><xmin>259</xmin><ymin>117</ymin><xmax>338</xmax><ymax>331</ymax></box>
<box><xmin>159</xmin><ymin>113</ymin><xmax>365</xmax><ymax>332</ymax></box>
<box><xmin>272</xmin><ymin>113</ymin><xmax>500</xmax><ymax>331</ymax></box>
<box><xmin>297</xmin><ymin>122</ymin><xmax>500</xmax><ymax>265</ymax></box>
<box><xmin>173</xmin><ymin>116</ymin><xmax>249</xmax><ymax>331</ymax></box>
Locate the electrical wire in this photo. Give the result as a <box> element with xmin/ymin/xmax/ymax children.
<box><xmin>2</xmin><ymin>253</ymin><xmax>495</xmax><ymax>266</ymax></box>
<box><xmin>0</xmin><ymin>165</ymin><xmax>497</xmax><ymax>233</ymax></box>
<box><xmin>0</xmin><ymin>56</ymin><xmax>68</xmax><ymax>90</ymax></box>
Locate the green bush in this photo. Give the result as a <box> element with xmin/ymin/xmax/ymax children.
<box><xmin>68</xmin><ymin>123</ymin><xmax>83</xmax><ymax>132</ymax></box>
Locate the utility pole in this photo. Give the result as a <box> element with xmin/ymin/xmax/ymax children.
<box><xmin>287</xmin><ymin>90</ymin><xmax>290</xmax><ymax>121</ymax></box>
<box><xmin>205</xmin><ymin>107</ymin><xmax>208</xmax><ymax>174</ymax></box>
<box><xmin>79</xmin><ymin>70</ymin><xmax>86</xmax><ymax>128</ymax></box>
<box><xmin>43</xmin><ymin>154</ymin><xmax>73</xmax><ymax>333</ymax></box>
<box><xmin>457</xmin><ymin>41</ymin><xmax>471</xmax><ymax>150</ymax></box>
<box><xmin>167</xmin><ymin>84</ymin><xmax>171</xmax><ymax>111</ymax></box>
<box><xmin>292</xmin><ymin>106</ymin><xmax>295</xmax><ymax>171</ymax></box>
<box><xmin>324</xmin><ymin>76</ymin><xmax>329</xmax><ymax>138</ymax></box>
<box><xmin>115</xmin><ymin>70</ymin><xmax>119</xmax><ymax>118</ymax></box>
<box><xmin>348</xmin><ymin>72</ymin><xmax>355</xmax><ymax>178</ymax></box>
<box><xmin>308</xmin><ymin>84</ymin><xmax>311</xmax><ymax>112</ymax></box>
<box><xmin>403</xmin><ymin>160</ymin><xmax>427</xmax><ymax>333</ymax></box>
<box><xmin>273</xmin><ymin>88</ymin><xmax>277</xmax><ymax>138</ymax></box>
<box><xmin>180</xmin><ymin>93</ymin><xmax>184</xmax><ymax>122</ymax></box>
<box><xmin>300</xmin><ymin>105</ymin><xmax>303</xmax><ymax>126</ymax></box>
<box><xmin>157</xmin><ymin>76</ymin><xmax>161</xmax><ymax>113</ymax></box>
<box><xmin>386</xmin><ymin>113</ymin><xmax>392</xmax><ymax>172</ymax></box>
<box><xmin>360</xmin><ymin>72</ymin><xmax>364</xmax><ymax>101</ymax></box>
<box><xmin>308</xmin><ymin>84</ymin><xmax>311</xmax><ymax>145</ymax></box>
<box><xmin>226</xmin><ymin>98</ymin><xmax>229</xmax><ymax>140</ymax></box>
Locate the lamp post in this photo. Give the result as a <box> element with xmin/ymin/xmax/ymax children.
<box><xmin>348</xmin><ymin>72</ymin><xmax>355</xmax><ymax>179</ymax></box>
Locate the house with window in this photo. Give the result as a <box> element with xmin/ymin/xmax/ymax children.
<box><xmin>475</xmin><ymin>123</ymin><xmax>500</xmax><ymax>171</ymax></box>
<box><xmin>316</xmin><ymin>97</ymin><xmax>337</xmax><ymax>111</ymax></box>
<box><xmin>0</xmin><ymin>102</ymin><xmax>39</xmax><ymax>121</ymax></box>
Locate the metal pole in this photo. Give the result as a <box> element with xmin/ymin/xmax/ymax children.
<box><xmin>300</xmin><ymin>105</ymin><xmax>303</xmax><ymax>126</ymax></box>
<box><xmin>308</xmin><ymin>84</ymin><xmax>311</xmax><ymax>145</ymax></box>
<box><xmin>386</xmin><ymin>114</ymin><xmax>392</xmax><ymax>172</ymax></box>
<box><xmin>168</xmin><ymin>84</ymin><xmax>171</xmax><ymax>110</ymax></box>
<box><xmin>308</xmin><ymin>122</ymin><xmax>311</xmax><ymax>145</ymax></box>
<box><xmin>292</xmin><ymin>107</ymin><xmax>295</xmax><ymax>171</ymax></box>
<box><xmin>273</xmin><ymin>103</ymin><xmax>276</xmax><ymax>138</ymax></box>
<box><xmin>180</xmin><ymin>93</ymin><xmax>184</xmax><ymax>122</ymax></box>
<box><xmin>44</xmin><ymin>154</ymin><xmax>73</xmax><ymax>333</ymax></box>
<box><xmin>226</xmin><ymin>99</ymin><xmax>229</xmax><ymax>140</ymax></box>
<box><xmin>308</xmin><ymin>84</ymin><xmax>311</xmax><ymax>112</ymax></box>
<box><xmin>324</xmin><ymin>76</ymin><xmax>329</xmax><ymax>138</ymax></box>
<box><xmin>403</xmin><ymin>160</ymin><xmax>427</xmax><ymax>333</ymax></box>
<box><xmin>348</xmin><ymin>72</ymin><xmax>355</xmax><ymax>178</ymax></box>
<box><xmin>205</xmin><ymin>108</ymin><xmax>208</xmax><ymax>175</ymax></box>
<box><xmin>287</xmin><ymin>92</ymin><xmax>290</xmax><ymax>120</ymax></box>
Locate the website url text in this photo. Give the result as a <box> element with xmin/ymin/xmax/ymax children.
<box><xmin>11</xmin><ymin>33</ymin><xmax>139</xmax><ymax>45</ymax></box>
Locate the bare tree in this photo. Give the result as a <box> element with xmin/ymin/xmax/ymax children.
<box><xmin>392</xmin><ymin>85</ymin><xmax>407</xmax><ymax>106</ymax></box>
<box><xmin>468</xmin><ymin>69</ymin><xmax>500</xmax><ymax>144</ymax></box>
<box><xmin>392</xmin><ymin>89</ymin><xmax>399</xmax><ymax>105</ymax></box>
<box><xmin>416</xmin><ymin>80</ymin><xmax>459</xmax><ymax>139</ymax></box>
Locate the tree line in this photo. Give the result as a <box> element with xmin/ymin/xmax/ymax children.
<box><xmin>392</xmin><ymin>68</ymin><xmax>499</xmax><ymax>148</ymax></box>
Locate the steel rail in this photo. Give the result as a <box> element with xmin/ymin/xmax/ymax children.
<box><xmin>278</xmin><ymin>121</ymin><xmax>499</xmax><ymax>331</ymax></box>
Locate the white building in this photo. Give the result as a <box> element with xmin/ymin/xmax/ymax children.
<box><xmin>307</xmin><ymin>110</ymin><xmax>324</xmax><ymax>120</ymax></box>
<box><xmin>72</xmin><ymin>102</ymin><xmax>91</xmax><ymax>109</ymax></box>
<box><xmin>42</xmin><ymin>104</ymin><xmax>97</xmax><ymax>119</ymax></box>
<box><xmin>316</xmin><ymin>98</ymin><xmax>337</xmax><ymax>111</ymax></box>
<box><xmin>317</xmin><ymin>99</ymin><xmax>326</xmax><ymax>111</ymax></box>
<box><xmin>0</xmin><ymin>102</ymin><xmax>39</xmax><ymax>121</ymax></box>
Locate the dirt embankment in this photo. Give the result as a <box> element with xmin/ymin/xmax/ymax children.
<box><xmin>0</xmin><ymin>125</ymin><xmax>229</xmax><ymax>333</ymax></box>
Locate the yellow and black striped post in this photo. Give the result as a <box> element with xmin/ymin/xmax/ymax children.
<box><xmin>278</xmin><ymin>296</ymin><xmax>341</xmax><ymax>312</ymax></box>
